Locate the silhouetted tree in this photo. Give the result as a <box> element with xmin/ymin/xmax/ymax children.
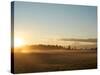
<box><xmin>67</xmin><ymin>45</ymin><xmax>71</xmax><ymax>50</ymax></box>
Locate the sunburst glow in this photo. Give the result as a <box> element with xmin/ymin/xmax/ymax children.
<box><xmin>14</xmin><ymin>38</ymin><xmax>25</xmax><ymax>47</ymax></box>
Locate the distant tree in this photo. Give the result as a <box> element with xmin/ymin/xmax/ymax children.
<box><xmin>67</xmin><ymin>45</ymin><xmax>71</xmax><ymax>50</ymax></box>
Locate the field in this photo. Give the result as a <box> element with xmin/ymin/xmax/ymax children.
<box><xmin>12</xmin><ymin>49</ymin><xmax>97</xmax><ymax>74</ymax></box>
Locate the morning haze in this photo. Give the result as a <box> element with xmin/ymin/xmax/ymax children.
<box><xmin>12</xmin><ymin>1</ymin><xmax>97</xmax><ymax>74</ymax></box>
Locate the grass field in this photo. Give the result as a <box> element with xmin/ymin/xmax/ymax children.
<box><xmin>12</xmin><ymin>49</ymin><xmax>97</xmax><ymax>74</ymax></box>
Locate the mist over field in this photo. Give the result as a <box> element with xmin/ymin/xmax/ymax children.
<box><xmin>11</xmin><ymin>1</ymin><xmax>97</xmax><ymax>74</ymax></box>
<box><xmin>12</xmin><ymin>44</ymin><xmax>97</xmax><ymax>73</ymax></box>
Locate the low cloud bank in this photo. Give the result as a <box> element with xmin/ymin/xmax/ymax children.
<box><xmin>59</xmin><ymin>38</ymin><xmax>97</xmax><ymax>43</ymax></box>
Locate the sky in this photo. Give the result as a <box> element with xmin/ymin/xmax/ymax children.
<box><xmin>13</xmin><ymin>1</ymin><xmax>97</xmax><ymax>46</ymax></box>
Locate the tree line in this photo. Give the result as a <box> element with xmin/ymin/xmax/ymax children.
<box><xmin>16</xmin><ymin>44</ymin><xmax>97</xmax><ymax>50</ymax></box>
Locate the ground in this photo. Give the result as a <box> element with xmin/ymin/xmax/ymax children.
<box><xmin>12</xmin><ymin>49</ymin><xmax>97</xmax><ymax>74</ymax></box>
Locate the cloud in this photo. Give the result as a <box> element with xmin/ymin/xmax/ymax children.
<box><xmin>59</xmin><ymin>38</ymin><xmax>97</xmax><ymax>43</ymax></box>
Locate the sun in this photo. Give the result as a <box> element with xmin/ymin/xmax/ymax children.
<box><xmin>14</xmin><ymin>38</ymin><xmax>25</xmax><ymax>47</ymax></box>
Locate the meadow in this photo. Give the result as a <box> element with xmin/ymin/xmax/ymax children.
<box><xmin>13</xmin><ymin>49</ymin><xmax>97</xmax><ymax>74</ymax></box>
